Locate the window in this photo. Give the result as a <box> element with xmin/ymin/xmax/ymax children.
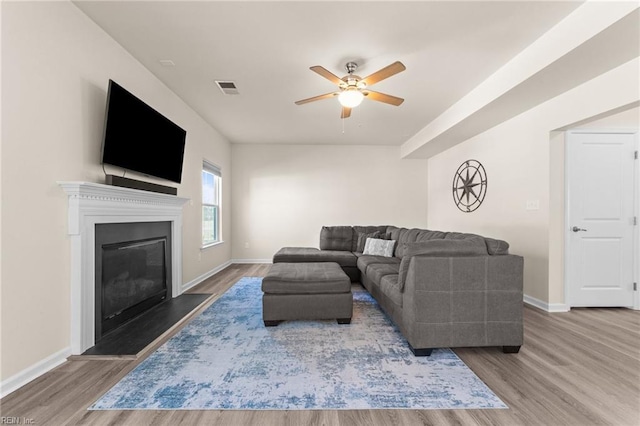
<box><xmin>202</xmin><ymin>161</ymin><xmax>221</xmax><ymax>247</ymax></box>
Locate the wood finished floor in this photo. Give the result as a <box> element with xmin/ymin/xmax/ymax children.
<box><xmin>1</xmin><ymin>263</ymin><xmax>639</xmax><ymax>425</ymax></box>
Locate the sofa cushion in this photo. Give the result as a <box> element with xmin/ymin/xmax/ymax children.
<box><xmin>395</xmin><ymin>229</ymin><xmax>448</xmax><ymax>257</ymax></box>
<box><xmin>403</xmin><ymin>238</ymin><xmax>488</xmax><ymax>257</ymax></box>
<box><xmin>392</xmin><ymin>228</ymin><xmax>410</xmax><ymax>257</ymax></box>
<box><xmin>273</xmin><ymin>247</ymin><xmax>357</xmax><ymax>267</ymax></box>
<box><xmin>416</xmin><ymin>230</ymin><xmax>447</xmax><ymax>242</ymax></box>
<box><xmin>319</xmin><ymin>226</ymin><xmax>353</xmax><ymax>251</ymax></box>
<box><xmin>357</xmin><ymin>255</ymin><xmax>401</xmax><ymax>275</ymax></box>
<box><xmin>352</xmin><ymin>225</ymin><xmax>389</xmax><ymax>251</ymax></box>
<box><xmin>444</xmin><ymin>232</ymin><xmax>483</xmax><ymax>241</ymax></box>
<box><xmin>388</xmin><ymin>228</ymin><xmax>439</xmax><ymax>258</ymax></box>
<box><xmin>363</xmin><ymin>238</ymin><xmax>395</xmax><ymax>257</ymax></box>
<box><xmin>379</xmin><ymin>274</ymin><xmax>403</xmax><ymax>306</ymax></box>
<box><xmin>444</xmin><ymin>232</ymin><xmax>509</xmax><ymax>255</ymax></box>
<box><xmin>397</xmin><ymin>239</ymin><xmax>489</xmax><ymax>291</ymax></box>
<box><xmin>386</xmin><ymin>227</ymin><xmax>405</xmax><ymax>245</ymax></box>
<box><xmin>355</xmin><ymin>231</ymin><xmax>385</xmax><ymax>253</ymax></box>
<box><xmin>367</xmin><ymin>263</ymin><xmax>401</xmax><ymax>286</ymax></box>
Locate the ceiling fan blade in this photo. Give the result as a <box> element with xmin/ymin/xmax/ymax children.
<box><xmin>361</xmin><ymin>61</ymin><xmax>406</xmax><ymax>86</ymax></box>
<box><xmin>294</xmin><ymin>92</ymin><xmax>338</xmax><ymax>105</ymax></box>
<box><xmin>310</xmin><ymin>66</ymin><xmax>344</xmax><ymax>86</ymax></box>
<box><xmin>341</xmin><ymin>107</ymin><xmax>352</xmax><ymax>119</ymax></box>
<box><xmin>364</xmin><ymin>90</ymin><xmax>404</xmax><ymax>106</ymax></box>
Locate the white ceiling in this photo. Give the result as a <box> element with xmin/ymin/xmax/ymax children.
<box><xmin>74</xmin><ymin>1</ymin><xmax>582</xmax><ymax>146</ymax></box>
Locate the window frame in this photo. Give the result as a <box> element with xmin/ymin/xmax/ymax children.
<box><xmin>201</xmin><ymin>160</ymin><xmax>222</xmax><ymax>249</ymax></box>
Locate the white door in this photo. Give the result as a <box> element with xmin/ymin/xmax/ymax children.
<box><xmin>567</xmin><ymin>131</ymin><xmax>637</xmax><ymax>307</ymax></box>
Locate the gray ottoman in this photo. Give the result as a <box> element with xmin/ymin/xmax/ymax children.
<box><xmin>262</xmin><ymin>262</ymin><xmax>353</xmax><ymax>326</ymax></box>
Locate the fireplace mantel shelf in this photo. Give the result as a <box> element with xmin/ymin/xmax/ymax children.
<box><xmin>59</xmin><ymin>181</ymin><xmax>189</xmax><ymax>354</ymax></box>
<box><xmin>58</xmin><ymin>181</ymin><xmax>189</xmax><ymax>206</ymax></box>
<box><xmin>58</xmin><ymin>182</ymin><xmax>189</xmax><ymax>235</ymax></box>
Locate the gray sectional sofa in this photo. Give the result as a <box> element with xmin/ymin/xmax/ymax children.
<box><xmin>273</xmin><ymin>225</ymin><xmax>524</xmax><ymax>356</ymax></box>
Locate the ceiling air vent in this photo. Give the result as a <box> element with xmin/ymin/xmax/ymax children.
<box><xmin>215</xmin><ymin>81</ymin><xmax>239</xmax><ymax>95</ymax></box>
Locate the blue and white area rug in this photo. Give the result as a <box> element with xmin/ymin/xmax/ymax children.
<box><xmin>91</xmin><ymin>277</ymin><xmax>506</xmax><ymax>410</ymax></box>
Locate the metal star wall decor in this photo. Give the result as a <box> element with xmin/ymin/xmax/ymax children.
<box><xmin>452</xmin><ymin>160</ymin><xmax>487</xmax><ymax>212</ymax></box>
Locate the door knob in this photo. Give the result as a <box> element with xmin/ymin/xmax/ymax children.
<box><xmin>572</xmin><ymin>226</ymin><xmax>587</xmax><ymax>232</ymax></box>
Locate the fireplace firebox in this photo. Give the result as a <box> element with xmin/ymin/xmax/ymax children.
<box><xmin>95</xmin><ymin>222</ymin><xmax>172</xmax><ymax>341</ymax></box>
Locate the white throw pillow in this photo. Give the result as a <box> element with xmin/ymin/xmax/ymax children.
<box><xmin>363</xmin><ymin>238</ymin><xmax>396</xmax><ymax>257</ymax></box>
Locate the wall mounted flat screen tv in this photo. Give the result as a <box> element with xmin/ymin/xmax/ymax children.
<box><xmin>101</xmin><ymin>80</ymin><xmax>186</xmax><ymax>184</ymax></box>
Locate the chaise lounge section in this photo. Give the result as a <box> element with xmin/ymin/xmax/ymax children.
<box><xmin>273</xmin><ymin>225</ymin><xmax>524</xmax><ymax>356</ymax></box>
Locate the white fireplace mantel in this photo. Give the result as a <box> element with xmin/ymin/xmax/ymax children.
<box><xmin>59</xmin><ymin>181</ymin><xmax>189</xmax><ymax>354</ymax></box>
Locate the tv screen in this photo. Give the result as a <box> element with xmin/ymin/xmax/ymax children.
<box><xmin>101</xmin><ymin>80</ymin><xmax>186</xmax><ymax>183</ymax></box>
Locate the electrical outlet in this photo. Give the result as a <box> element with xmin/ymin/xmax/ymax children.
<box><xmin>526</xmin><ymin>200</ymin><xmax>540</xmax><ymax>210</ymax></box>
<box><xmin>244</xmin><ymin>242</ymin><xmax>250</xmax><ymax>249</ymax></box>
<box><xmin>198</xmin><ymin>252</ymin><xmax>202</xmax><ymax>261</ymax></box>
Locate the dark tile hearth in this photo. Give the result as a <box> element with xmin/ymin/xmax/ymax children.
<box><xmin>83</xmin><ymin>293</ymin><xmax>210</xmax><ymax>356</ymax></box>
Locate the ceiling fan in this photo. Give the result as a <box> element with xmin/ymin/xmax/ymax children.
<box><xmin>295</xmin><ymin>61</ymin><xmax>406</xmax><ymax>118</ymax></box>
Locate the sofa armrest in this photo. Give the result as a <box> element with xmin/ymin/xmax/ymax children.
<box><xmin>401</xmin><ymin>255</ymin><xmax>524</xmax><ymax>350</ymax></box>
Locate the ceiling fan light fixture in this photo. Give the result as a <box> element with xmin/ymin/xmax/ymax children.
<box><xmin>338</xmin><ymin>89</ymin><xmax>364</xmax><ymax>108</ymax></box>
<box><xmin>295</xmin><ymin>61</ymin><xmax>405</xmax><ymax>117</ymax></box>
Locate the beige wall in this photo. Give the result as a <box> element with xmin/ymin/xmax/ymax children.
<box><xmin>231</xmin><ymin>144</ymin><xmax>428</xmax><ymax>260</ymax></box>
<box><xmin>1</xmin><ymin>2</ymin><xmax>231</xmax><ymax>381</ymax></box>
<box><xmin>427</xmin><ymin>59</ymin><xmax>639</xmax><ymax>306</ymax></box>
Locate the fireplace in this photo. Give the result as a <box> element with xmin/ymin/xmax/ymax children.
<box><xmin>95</xmin><ymin>222</ymin><xmax>172</xmax><ymax>341</ymax></box>
<box><xmin>59</xmin><ymin>181</ymin><xmax>189</xmax><ymax>354</ymax></box>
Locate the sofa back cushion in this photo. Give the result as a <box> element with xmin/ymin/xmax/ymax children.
<box><xmin>388</xmin><ymin>228</ymin><xmax>447</xmax><ymax>258</ymax></box>
<box><xmin>355</xmin><ymin>231</ymin><xmax>385</xmax><ymax>253</ymax></box>
<box><xmin>416</xmin><ymin>230</ymin><xmax>447</xmax><ymax>242</ymax></box>
<box><xmin>445</xmin><ymin>232</ymin><xmax>478</xmax><ymax>240</ymax></box>
<box><xmin>352</xmin><ymin>225</ymin><xmax>389</xmax><ymax>252</ymax></box>
<box><xmin>403</xmin><ymin>238</ymin><xmax>488</xmax><ymax>257</ymax></box>
<box><xmin>319</xmin><ymin>226</ymin><xmax>354</xmax><ymax>251</ymax></box>
<box><xmin>386</xmin><ymin>228</ymin><xmax>406</xmax><ymax>257</ymax></box>
<box><xmin>385</xmin><ymin>226</ymin><xmax>402</xmax><ymax>241</ymax></box>
<box><xmin>395</xmin><ymin>229</ymin><xmax>418</xmax><ymax>257</ymax></box>
<box><xmin>445</xmin><ymin>232</ymin><xmax>509</xmax><ymax>255</ymax></box>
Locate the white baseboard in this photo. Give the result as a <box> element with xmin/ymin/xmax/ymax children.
<box><xmin>232</xmin><ymin>259</ymin><xmax>272</xmax><ymax>264</ymax></box>
<box><xmin>181</xmin><ymin>260</ymin><xmax>233</xmax><ymax>293</ymax></box>
<box><xmin>524</xmin><ymin>294</ymin><xmax>570</xmax><ymax>312</ymax></box>
<box><xmin>0</xmin><ymin>346</ymin><xmax>70</xmax><ymax>399</ymax></box>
